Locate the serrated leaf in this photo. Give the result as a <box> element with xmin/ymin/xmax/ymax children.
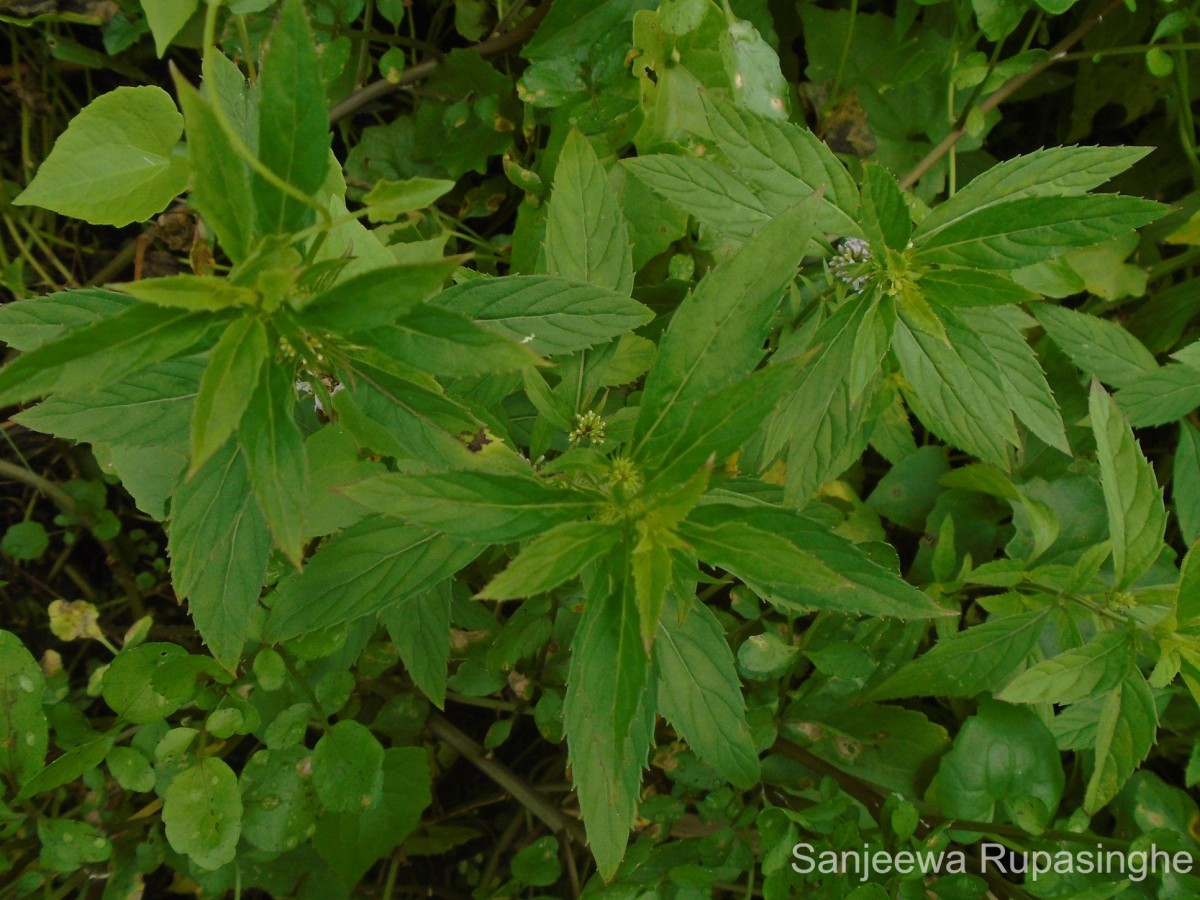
<box><xmin>1089</xmin><ymin>381</ymin><xmax>1166</xmax><ymax>588</ymax></box>
<box><xmin>14</xmin><ymin>86</ymin><xmax>189</xmax><ymax>226</ymax></box>
<box><xmin>298</xmin><ymin>258</ymin><xmax>463</xmax><ymax>335</ymax></box>
<box><xmin>999</xmin><ymin>629</ymin><xmax>1132</xmax><ymax>704</ymax></box>
<box><xmin>163</xmin><ymin>758</ymin><xmax>242</xmax><ymax>870</ymax></box>
<box><xmin>683</xmin><ymin>504</ymin><xmax>949</xmax><ymax>619</ymax></box>
<box><xmin>341</xmin><ymin>470</ymin><xmax>598</xmax><ymax>543</ymax></box>
<box><xmin>191</xmin><ymin>318</ymin><xmax>269</xmax><ymax>471</ymax></box>
<box><xmin>622</xmin><ymin>154</ymin><xmax>769</xmax><ymax>242</ymax></box>
<box><xmin>0</xmin><ymin>630</ymin><xmax>48</xmax><ymax>789</ymax></box>
<box><xmin>892</xmin><ymin>312</ymin><xmax>1018</xmax><ymax>467</ymax></box>
<box><xmin>252</xmin><ymin>0</ymin><xmax>330</xmax><ymax>234</ymax></box>
<box><xmin>264</xmin><ymin>516</ymin><xmax>479</xmax><ymax>641</ymax></box>
<box><xmin>860</xmin><ymin>162</ymin><xmax>911</xmax><ymax>252</ymax></box>
<box><xmin>872</xmin><ymin>608</ymin><xmax>1052</xmax><ymax>700</ymax></box>
<box><xmin>919</xmin><ymin>268</ymin><xmax>1038</xmax><ymax>308</ymax></box>
<box><xmin>564</xmin><ymin>549</ymin><xmax>653</xmax><ymax>880</ymax></box>
<box><xmin>635</xmin><ymin>198</ymin><xmax>815</xmax><ymax>449</ymax></box>
<box><xmin>0</xmin><ymin>304</ymin><xmax>218</xmax><ymax>407</ymax></box>
<box><xmin>913</xmin><ymin>195</ymin><xmax>1165</xmax><ymax>270</ymax></box>
<box><xmin>655</xmin><ymin>598</ymin><xmax>759</xmax><ymax>787</ymax></box>
<box><xmin>1117</xmin><ymin>364</ymin><xmax>1200</xmax><ymax>427</ymax></box>
<box><xmin>961</xmin><ymin>307</ymin><xmax>1070</xmax><ymax>453</ymax></box>
<box><xmin>238</xmin><ymin>362</ymin><xmax>308</xmax><ymax>566</ymax></box>
<box><xmin>0</xmin><ymin>289</ymin><xmax>132</xmax><ymax>352</ymax></box>
<box><xmin>1084</xmin><ymin>672</ymin><xmax>1157</xmax><ymax>813</ymax></box>
<box><xmin>173</xmin><ymin>67</ymin><xmax>254</xmax><ymax>262</ymax></box>
<box><xmin>1175</xmin><ymin>421</ymin><xmax>1200</xmax><ymax>545</ymax></box>
<box><xmin>544</xmin><ymin>129</ymin><xmax>633</xmax><ymax>294</ymax></box>
<box><xmin>431</xmin><ymin>275</ymin><xmax>654</xmax><ymax>356</ymax></box>
<box><xmin>479</xmin><ymin>521</ymin><xmax>620</xmax><ymax>600</ymax></box>
<box><xmin>169</xmin><ymin>440</ymin><xmax>272</xmax><ymax>669</ymax></box>
<box><xmin>382</xmin><ymin>581</ymin><xmax>452</xmax><ymax>707</ymax></box>
<box><xmin>15</xmin><ymin>356</ymin><xmax>203</xmax><ymax>449</ymax></box>
<box><xmin>1035</xmin><ymin>303</ymin><xmax>1159</xmax><ymax>388</ymax></box>
<box><xmin>916</xmin><ymin>146</ymin><xmax>1154</xmax><ymax>241</ymax></box>
<box><xmin>700</xmin><ymin>95</ymin><xmax>859</xmax><ymax>235</ymax></box>
<box><xmin>358</xmin><ymin>307</ymin><xmax>542</xmax><ymax>377</ymax></box>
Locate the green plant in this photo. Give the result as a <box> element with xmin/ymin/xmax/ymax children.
<box><xmin>4</xmin><ymin>0</ymin><xmax>1200</xmax><ymax>897</ymax></box>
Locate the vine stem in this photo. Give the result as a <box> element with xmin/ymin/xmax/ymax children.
<box><xmin>329</xmin><ymin>1</ymin><xmax>553</xmax><ymax>123</ymax></box>
<box><xmin>900</xmin><ymin>0</ymin><xmax>1127</xmax><ymax>190</ymax></box>
<box><xmin>427</xmin><ymin>710</ymin><xmax>587</xmax><ymax>846</ymax></box>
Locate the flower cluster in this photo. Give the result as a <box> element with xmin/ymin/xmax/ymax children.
<box><xmin>828</xmin><ymin>237</ymin><xmax>873</xmax><ymax>292</ymax></box>
<box><xmin>569</xmin><ymin>410</ymin><xmax>606</xmax><ymax>446</ymax></box>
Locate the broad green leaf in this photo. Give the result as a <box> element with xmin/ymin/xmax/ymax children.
<box><xmin>635</xmin><ymin>198</ymin><xmax>815</xmax><ymax>448</ymax></box>
<box><xmin>999</xmin><ymin>629</ymin><xmax>1133</xmax><ymax>704</ymax></box>
<box><xmin>314</xmin><ymin>747</ymin><xmax>432</xmax><ymax>887</ymax></box>
<box><xmin>15</xmin><ymin>356</ymin><xmax>203</xmax><ymax>449</ymax></box>
<box><xmin>918</xmin><ymin>268</ymin><xmax>1038</xmax><ymax>308</ymax></box>
<box><xmin>0</xmin><ymin>289</ymin><xmax>132</xmax><ymax>351</ymax></box>
<box><xmin>913</xmin><ymin>196</ymin><xmax>1165</xmax><ymax>270</ymax></box>
<box><xmin>431</xmin><ymin>275</ymin><xmax>654</xmax><ymax>356</ymax></box>
<box><xmin>238</xmin><ymin>747</ymin><xmax>319</xmax><ymax>853</ymax></box>
<box><xmin>1034</xmin><ymin>303</ymin><xmax>1158</xmax><ymax>388</ymax></box>
<box><xmin>252</xmin><ymin>0</ymin><xmax>330</xmax><ymax>235</ymax></box>
<box><xmin>622</xmin><ymin>154</ymin><xmax>770</xmax><ymax>242</ymax></box>
<box><xmin>860</xmin><ymin>162</ymin><xmax>911</xmax><ymax>252</ymax></box>
<box><xmin>1085</xmin><ymin>672</ymin><xmax>1158</xmax><ymax>814</ymax></box>
<box><xmin>340</xmin><ymin>471</ymin><xmax>600</xmax><ymax>543</ymax></box>
<box><xmin>632</xmin><ymin>0</ymin><xmax>728</xmax><ymax>148</ymax></box>
<box><xmin>173</xmin><ymin>70</ymin><xmax>254</xmax><ymax>263</ymax></box>
<box><xmin>961</xmin><ymin>307</ymin><xmax>1070</xmax><ymax>454</ymax></box>
<box><xmin>872</xmin><ymin>608</ymin><xmax>1053</xmax><ymax>700</ymax></box>
<box><xmin>564</xmin><ymin>550</ymin><xmax>653</xmax><ymax>880</ymax></box>
<box><xmin>0</xmin><ymin>304</ymin><xmax>218</xmax><ymax>407</ymax></box>
<box><xmin>631</xmin><ymin>520</ymin><xmax>678</xmax><ymax>648</ymax></box>
<box><xmin>1117</xmin><ymin>364</ymin><xmax>1200</xmax><ymax>427</ymax></box>
<box><xmin>639</xmin><ymin>363</ymin><xmax>798</xmax><ymax>491</ymax></box>
<box><xmin>892</xmin><ymin>312</ymin><xmax>1018</xmax><ymax>467</ymax></box>
<box><xmin>544</xmin><ymin>129</ymin><xmax>633</xmax><ymax>294</ymax></box>
<box><xmin>1089</xmin><ymin>381</ymin><xmax>1166</xmax><ymax>588</ymax></box>
<box><xmin>163</xmin><ymin>758</ymin><xmax>242</xmax><ymax>870</ymax></box>
<box><xmin>700</xmin><ymin>95</ymin><xmax>859</xmax><ymax>236</ymax></box>
<box><xmin>363</xmin><ymin>176</ymin><xmax>456</xmax><ymax>222</ymax></box>
<box><xmin>655</xmin><ymin>598</ymin><xmax>759</xmax><ymax>787</ymax></box>
<box><xmin>478</xmin><ymin>521</ymin><xmax>620</xmax><ymax>600</ymax></box>
<box><xmin>383</xmin><ymin>581</ymin><xmax>452</xmax><ymax>707</ymax></box>
<box><xmin>721</xmin><ymin>17</ymin><xmax>788</xmax><ymax>120</ymax></box>
<box><xmin>0</xmin><ymin>630</ymin><xmax>48</xmax><ymax>790</ymax></box>
<box><xmin>169</xmin><ymin>440</ymin><xmax>272</xmax><ymax>669</ymax></box>
<box><xmin>142</xmin><ymin>0</ymin><xmax>199</xmax><ymax>56</ymax></box>
<box><xmin>106</xmin><ymin>746</ymin><xmax>155</xmax><ymax>793</ymax></box>
<box><xmin>101</xmin><ymin>643</ymin><xmax>189</xmax><ymax>724</ymax></box>
<box><xmin>264</xmin><ymin>516</ymin><xmax>480</xmax><ymax>641</ymax></box>
<box><xmin>936</xmin><ymin>699</ymin><xmax>1064</xmax><ymax>825</ymax></box>
<box><xmin>1178</xmin><ymin>541</ymin><xmax>1200</xmax><ymax>623</ymax></box>
<box><xmin>1175</xmin><ymin>421</ymin><xmax>1200</xmax><ymax>545</ymax></box>
<box><xmin>191</xmin><ymin>318</ymin><xmax>269</xmax><ymax>471</ymax></box>
<box><xmin>523</xmin><ymin>0</ymin><xmax>657</xmax><ymax>61</ymax></box>
<box><xmin>14</xmin><ymin>86</ymin><xmax>189</xmax><ymax>226</ymax></box>
<box><xmin>916</xmin><ymin>146</ymin><xmax>1152</xmax><ymax>241</ymax></box>
<box><xmin>297</xmin><ymin>258</ymin><xmax>463</xmax><ymax>334</ymax></box>
<box><xmin>359</xmin><ymin>307</ymin><xmax>542</xmax><ymax>377</ymax></box>
<box><xmin>37</xmin><ymin>818</ymin><xmax>112</xmax><ymax>873</ymax></box>
<box><xmin>312</xmin><ymin>721</ymin><xmax>385</xmax><ymax>813</ymax></box>
<box><xmin>239</xmin><ymin>362</ymin><xmax>308</xmax><ymax>566</ymax></box>
<box><xmin>683</xmin><ymin>504</ymin><xmax>949</xmax><ymax>619</ymax></box>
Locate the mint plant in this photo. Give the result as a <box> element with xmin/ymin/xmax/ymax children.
<box><xmin>2</xmin><ymin>0</ymin><xmax>1200</xmax><ymax>897</ymax></box>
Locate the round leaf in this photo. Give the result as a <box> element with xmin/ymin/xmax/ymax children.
<box><xmin>163</xmin><ymin>757</ymin><xmax>242</xmax><ymax>870</ymax></box>
<box><xmin>312</xmin><ymin>720</ymin><xmax>384</xmax><ymax>812</ymax></box>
